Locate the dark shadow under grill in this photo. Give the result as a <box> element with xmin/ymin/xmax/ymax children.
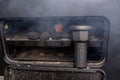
<box><xmin>8</xmin><ymin>46</ymin><xmax>74</xmax><ymax>61</ymax></box>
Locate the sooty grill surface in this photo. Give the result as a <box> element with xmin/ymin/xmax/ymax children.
<box><xmin>7</xmin><ymin>69</ymin><xmax>103</xmax><ymax>80</ymax></box>
<box><xmin>10</xmin><ymin>47</ymin><xmax>73</xmax><ymax>61</ymax></box>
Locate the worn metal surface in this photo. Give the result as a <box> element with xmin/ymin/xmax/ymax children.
<box><xmin>5</xmin><ymin>67</ymin><xmax>104</xmax><ymax>80</ymax></box>
<box><xmin>0</xmin><ymin>76</ymin><xmax>4</xmax><ymax>80</ymax></box>
<box><xmin>0</xmin><ymin>0</ymin><xmax>120</xmax><ymax>80</ymax></box>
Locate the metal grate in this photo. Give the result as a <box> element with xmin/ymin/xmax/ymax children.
<box><xmin>7</xmin><ymin>69</ymin><xmax>103</xmax><ymax>80</ymax></box>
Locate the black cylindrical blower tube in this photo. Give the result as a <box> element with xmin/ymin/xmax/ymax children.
<box><xmin>71</xmin><ymin>25</ymin><xmax>92</xmax><ymax>68</ymax></box>
<box><xmin>75</xmin><ymin>43</ymin><xmax>87</xmax><ymax>68</ymax></box>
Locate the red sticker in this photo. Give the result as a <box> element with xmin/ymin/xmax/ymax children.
<box><xmin>55</xmin><ymin>24</ymin><xmax>63</xmax><ymax>32</ymax></box>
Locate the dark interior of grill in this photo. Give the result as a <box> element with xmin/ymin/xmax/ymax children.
<box><xmin>6</xmin><ymin>67</ymin><xmax>104</xmax><ymax>80</ymax></box>
<box><xmin>3</xmin><ymin>17</ymin><xmax>106</xmax><ymax>62</ymax></box>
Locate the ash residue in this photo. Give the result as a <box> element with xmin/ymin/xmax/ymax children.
<box><xmin>11</xmin><ymin>47</ymin><xmax>73</xmax><ymax>61</ymax></box>
<box><xmin>8</xmin><ymin>69</ymin><xmax>102</xmax><ymax>80</ymax></box>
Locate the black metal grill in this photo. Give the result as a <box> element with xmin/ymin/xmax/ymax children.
<box><xmin>0</xmin><ymin>17</ymin><xmax>109</xmax><ymax>80</ymax></box>
<box><xmin>6</xmin><ymin>68</ymin><xmax>103</xmax><ymax>80</ymax></box>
